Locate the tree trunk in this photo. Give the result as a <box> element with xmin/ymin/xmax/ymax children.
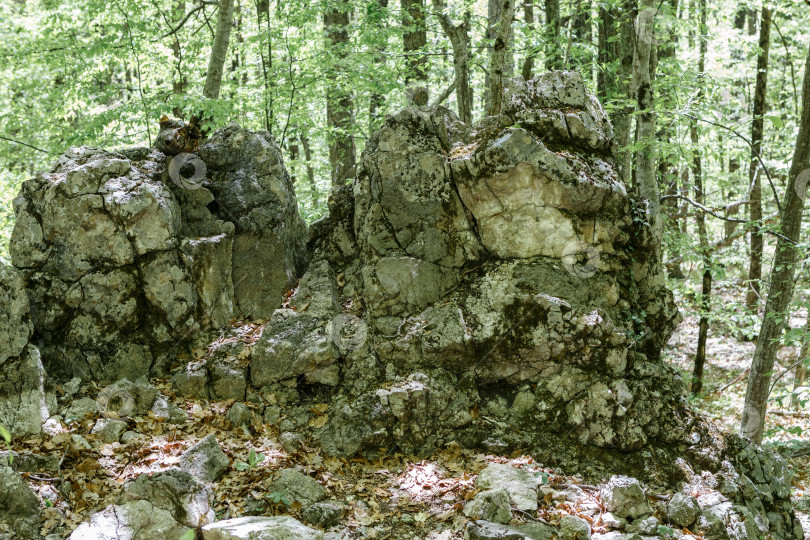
<box><xmin>402</xmin><ymin>0</ymin><xmax>427</xmax><ymax>83</ymax></box>
<box><xmin>724</xmin><ymin>8</ymin><xmax>751</xmax><ymax>240</ymax></box>
<box><xmin>300</xmin><ymin>132</ymin><xmax>319</xmax><ymax>208</ymax></box>
<box><xmin>521</xmin><ymin>0</ymin><xmax>535</xmax><ymax>79</ymax></box>
<box><xmin>487</xmin><ymin>0</ymin><xmax>516</xmax><ymax>116</ymax></box>
<box><xmin>255</xmin><ymin>0</ymin><xmax>272</xmax><ymax>132</ymax></box>
<box><xmin>544</xmin><ymin>0</ymin><xmax>562</xmax><ymax>70</ymax></box>
<box><xmin>171</xmin><ymin>0</ymin><xmax>187</xmax><ymax>94</ymax></box>
<box><xmin>570</xmin><ymin>0</ymin><xmax>592</xmax><ymax>77</ymax></box>
<box><xmin>324</xmin><ymin>7</ymin><xmax>356</xmax><ymax>186</ymax></box>
<box><xmin>745</xmin><ymin>7</ymin><xmax>771</xmax><ymax>312</ymax></box>
<box><xmin>690</xmin><ymin>0</ymin><xmax>709</xmax><ymax>395</ymax></box>
<box><xmin>203</xmin><ymin>0</ymin><xmax>235</xmax><ymax>99</ymax></box>
<box><xmin>598</xmin><ymin>0</ymin><xmax>635</xmax><ymax>182</ymax></box>
<box><xmin>792</xmin><ymin>313</ymin><xmax>810</xmax><ymax>410</ymax></box>
<box><xmin>432</xmin><ymin>0</ymin><xmax>472</xmax><ymax>124</ymax></box>
<box><xmin>631</xmin><ymin>0</ymin><xmax>659</xmax><ymax>236</ymax></box>
<box><xmin>741</xmin><ymin>41</ymin><xmax>810</xmax><ymax>444</ymax></box>
<box><xmin>369</xmin><ymin>0</ymin><xmax>389</xmax><ymax>131</ymax></box>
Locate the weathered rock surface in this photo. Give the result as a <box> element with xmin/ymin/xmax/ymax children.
<box><xmin>601</xmin><ymin>476</ymin><xmax>652</xmax><ymax>519</ymax></box>
<box><xmin>201</xmin><ymin>516</ymin><xmax>324</xmax><ymax>540</ymax></box>
<box><xmin>0</xmin><ymin>464</ymin><xmax>41</xmax><ymax>539</ymax></box>
<box><xmin>265</xmin><ymin>468</ymin><xmax>327</xmax><ymax>506</ymax></box>
<box><xmin>67</xmin><ymin>500</ymin><xmax>192</xmax><ymax>540</ymax></box>
<box><xmin>463</xmin><ymin>487</ymin><xmax>512</xmax><ymax>524</ymax></box>
<box><xmin>198</xmin><ymin>126</ymin><xmax>307</xmax><ymax>319</ymax></box>
<box><xmin>179</xmin><ymin>434</ymin><xmax>230</xmax><ymax>483</ymax></box>
<box><xmin>121</xmin><ymin>468</ymin><xmax>215</xmax><ymax>528</ymax></box>
<box><xmin>0</xmin><ymin>266</ymin><xmax>49</xmax><ymax>437</ymax></box>
<box><xmin>9</xmin><ymin>125</ymin><xmax>306</xmax><ymax>383</ymax></box>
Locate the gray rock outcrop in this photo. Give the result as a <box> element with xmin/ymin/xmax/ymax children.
<box><xmin>9</xmin><ymin>125</ymin><xmax>306</xmax><ymax>383</ymax></box>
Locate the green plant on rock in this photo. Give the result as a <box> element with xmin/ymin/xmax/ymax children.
<box><xmin>0</xmin><ymin>425</ymin><xmax>11</xmax><ymax>465</ymax></box>
<box><xmin>234</xmin><ymin>448</ymin><xmax>266</xmax><ymax>471</ymax></box>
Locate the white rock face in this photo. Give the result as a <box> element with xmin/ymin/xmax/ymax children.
<box><xmin>201</xmin><ymin>516</ymin><xmax>324</xmax><ymax>540</ymax></box>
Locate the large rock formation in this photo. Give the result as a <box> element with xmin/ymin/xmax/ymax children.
<box><xmin>284</xmin><ymin>71</ymin><xmax>683</xmax><ymax>456</ymax></box>
<box><xmin>9</xmin><ymin>127</ymin><xmax>306</xmax><ymax>383</ymax></box>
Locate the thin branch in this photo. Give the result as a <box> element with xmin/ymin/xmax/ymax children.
<box><xmin>0</xmin><ymin>136</ymin><xmax>52</xmax><ymax>154</ymax></box>
<box><xmin>680</xmin><ymin>112</ymin><xmax>782</xmax><ymax>217</ymax></box>
<box><xmin>659</xmin><ymin>195</ymin><xmax>750</xmax><ymax>223</ymax></box>
<box><xmin>431</xmin><ymin>78</ymin><xmax>456</xmax><ymax>107</ymax></box>
<box><xmin>156</xmin><ymin>1</ymin><xmax>219</xmax><ymax>41</ymax></box>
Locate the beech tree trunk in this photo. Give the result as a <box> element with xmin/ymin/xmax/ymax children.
<box><xmin>598</xmin><ymin>0</ymin><xmax>635</xmax><ymax>182</ymax></box>
<box><xmin>691</xmin><ymin>0</ymin><xmax>709</xmax><ymax>395</ymax></box>
<box><xmin>369</xmin><ymin>0</ymin><xmax>389</xmax><ymax>130</ymax></box>
<box><xmin>741</xmin><ymin>41</ymin><xmax>810</xmax><ymax>444</ymax></box>
<box><xmin>402</xmin><ymin>0</ymin><xmax>427</xmax><ymax>83</ymax></box>
<box><xmin>203</xmin><ymin>0</ymin><xmax>235</xmax><ymax>99</ymax></box>
<box><xmin>300</xmin><ymin>132</ymin><xmax>319</xmax><ymax>208</ymax></box>
<box><xmin>745</xmin><ymin>7</ymin><xmax>771</xmax><ymax>311</ymax></box>
<box><xmin>171</xmin><ymin>0</ymin><xmax>187</xmax><ymax>94</ymax></box>
<box><xmin>544</xmin><ymin>0</ymin><xmax>562</xmax><ymax>70</ymax></box>
<box><xmin>486</xmin><ymin>0</ymin><xmax>516</xmax><ymax>116</ymax></box>
<box><xmin>521</xmin><ymin>0</ymin><xmax>535</xmax><ymax>79</ymax></box>
<box><xmin>631</xmin><ymin>0</ymin><xmax>659</xmax><ymax>240</ymax></box>
<box><xmin>324</xmin><ymin>7</ymin><xmax>357</xmax><ymax>185</ymax></box>
<box><xmin>432</xmin><ymin>0</ymin><xmax>472</xmax><ymax>124</ymax></box>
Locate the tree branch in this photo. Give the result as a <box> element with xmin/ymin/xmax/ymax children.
<box><xmin>0</xmin><ymin>136</ymin><xmax>51</xmax><ymax>154</ymax></box>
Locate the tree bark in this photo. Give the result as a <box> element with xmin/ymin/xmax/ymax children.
<box><xmin>171</xmin><ymin>0</ymin><xmax>187</xmax><ymax>94</ymax></box>
<box><xmin>202</xmin><ymin>0</ymin><xmax>235</xmax><ymax>99</ymax></box>
<box><xmin>432</xmin><ymin>0</ymin><xmax>472</xmax><ymax>124</ymax></box>
<box><xmin>402</xmin><ymin>0</ymin><xmax>427</xmax><ymax>83</ymax></box>
<box><xmin>690</xmin><ymin>0</ymin><xmax>709</xmax><ymax>395</ymax></box>
<box><xmin>324</xmin><ymin>7</ymin><xmax>356</xmax><ymax>186</ymax></box>
<box><xmin>598</xmin><ymin>0</ymin><xmax>635</xmax><ymax>182</ymax></box>
<box><xmin>369</xmin><ymin>0</ymin><xmax>389</xmax><ymax>131</ymax></box>
<box><xmin>745</xmin><ymin>7</ymin><xmax>771</xmax><ymax>312</ymax></box>
<box><xmin>741</xmin><ymin>41</ymin><xmax>810</xmax><ymax>444</ymax></box>
<box><xmin>792</xmin><ymin>313</ymin><xmax>810</xmax><ymax>410</ymax></box>
<box><xmin>544</xmin><ymin>0</ymin><xmax>562</xmax><ymax>70</ymax></box>
<box><xmin>521</xmin><ymin>0</ymin><xmax>535</xmax><ymax>79</ymax></box>
<box><xmin>486</xmin><ymin>0</ymin><xmax>516</xmax><ymax>116</ymax></box>
<box><xmin>300</xmin><ymin>132</ymin><xmax>319</xmax><ymax>208</ymax></box>
<box><xmin>631</xmin><ymin>0</ymin><xmax>659</xmax><ymax>235</ymax></box>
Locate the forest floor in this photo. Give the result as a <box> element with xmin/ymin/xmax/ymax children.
<box><xmin>8</xmin><ymin>288</ymin><xmax>810</xmax><ymax>539</ymax></box>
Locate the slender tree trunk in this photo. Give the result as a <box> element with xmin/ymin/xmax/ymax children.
<box><xmin>691</xmin><ymin>0</ymin><xmax>709</xmax><ymax>394</ymax></box>
<box><xmin>402</xmin><ymin>0</ymin><xmax>427</xmax><ymax>83</ymax></box>
<box><xmin>300</xmin><ymin>133</ymin><xmax>319</xmax><ymax>208</ymax></box>
<box><xmin>570</xmin><ymin>0</ymin><xmax>592</xmax><ymax>78</ymax></box>
<box><xmin>631</xmin><ymin>0</ymin><xmax>659</xmax><ymax>237</ymax></box>
<box><xmin>741</xmin><ymin>41</ymin><xmax>810</xmax><ymax>444</ymax></box>
<box><xmin>487</xmin><ymin>0</ymin><xmax>516</xmax><ymax>116</ymax></box>
<box><xmin>544</xmin><ymin>0</ymin><xmax>562</xmax><ymax>70</ymax></box>
<box><xmin>369</xmin><ymin>0</ymin><xmax>389</xmax><ymax>131</ymax></box>
<box><xmin>256</xmin><ymin>0</ymin><xmax>272</xmax><ymax>132</ymax></box>
<box><xmin>432</xmin><ymin>0</ymin><xmax>472</xmax><ymax>124</ymax></box>
<box><xmin>792</xmin><ymin>313</ymin><xmax>810</xmax><ymax>410</ymax></box>
<box><xmin>203</xmin><ymin>0</ymin><xmax>236</xmax><ymax>99</ymax></box>
<box><xmin>598</xmin><ymin>0</ymin><xmax>635</xmax><ymax>182</ymax></box>
<box><xmin>521</xmin><ymin>0</ymin><xmax>535</xmax><ymax>79</ymax></box>
<box><xmin>324</xmin><ymin>7</ymin><xmax>356</xmax><ymax>185</ymax></box>
<box><xmin>172</xmin><ymin>0</ymin><xmax>187</xmax><ymax>94</ymax></box>
<box><xmin>725</xmin><ymin>8</ymin><xmax>750</xmax><ymax>240</ymax></box>
<box><xmin>745</xmin><ymin>7</ymin><xmax>771</xmax><ymax>311</ymax></box>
